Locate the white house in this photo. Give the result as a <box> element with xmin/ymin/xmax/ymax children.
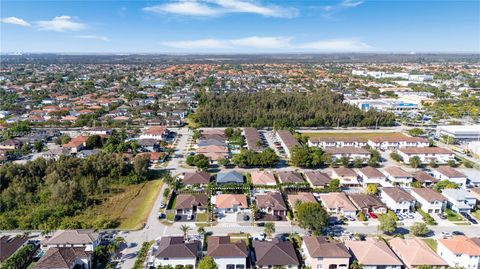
<box><xmin>441</xmin><ymin>189</ymin><xmax>476</xmax><ymax>213</ymax></box>
<box><xmin>357</xmin><ymin>167</ymin><xmax>388</xmax><ymax>186</ymax></box>
<box><xmin>433</xmin><ymin>167</ymin><xmax>468</xmax><ymax>188</ymax></box>
<box><xmin>307</xmin><ymin>137</ymin><xmax>367</xmax><ymax>148</ymax></box>
<box><xmin>207</xmin><ymin>236</ymin><xmax>248</xmax><ymax>269</ymax></box>
<box><xmin>383</xmin><ymin>167</ymin><xmax>413</xmax><ymax>187</ymax></box>
<box><xmin>212</xmin><ymin>194</ymin><xmax>249</xmax><ymax>217</ymax></box>
<box><xmin>437</xmin><ymin>236</ymin><xmax>480</xmax><ymax>269</ymax></box>
<box><xmin>368</xmin><ymin>136</ymin><xmax>429</xmax><ymax>150</ymax></box>
<box><xmin>411</xmin><ymin>188</ymin><xmax>447</xmax><ymax>214</ymax></box>
<box><xmin>324</xmin><ymin>147</ymin><xmax>371</xmax><ymax>163</ymax></box>
<box><xmin>398</xmin><ymin>147</ymin><xmax>455</xmax><ymax>165</ymax></box>
<box><xmin>380</xmin><ymin>187</ymin><xmax>416</xmax><ymax>213</ymax></box>
<box><xmin>152</xmin><ymin>237</ymin><xmax>200</xmax><ymax>269</ymax></box>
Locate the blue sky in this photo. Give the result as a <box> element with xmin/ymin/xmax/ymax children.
<box><xmin>1</xmin><ymin>0</ymin><xmax>479</xmax><ymax>53</ymax></box>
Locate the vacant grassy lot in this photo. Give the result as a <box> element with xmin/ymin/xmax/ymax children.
<box><xmin>303</xmin><ymin>132</ymin><xmax>404</xmax><ymax>141</ymax></box>
<box><xmin>76</xmin><ymin>179</ymin><xmax>163</xmax><ymax>230</ymax></box>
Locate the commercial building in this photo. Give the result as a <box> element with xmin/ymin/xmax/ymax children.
<box><xmin>436</xmin><ymin>125</ymin><xmax>480</xmax><ymax>142</ymax></box>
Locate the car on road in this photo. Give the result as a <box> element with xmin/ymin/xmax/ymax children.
<box><xmin>452</xmin><ymin>231</ymin><xmax>465</xmax><ymax>235</ymax></box>
<box><xmin>441</xmin><ymin>231</ymin><xmax>451</xmax><ymax>238</ymax></box>
<box><xmin>243</xmin><ymin>214</ymin><xmax>250</xmax><ymax>221</ymax></box>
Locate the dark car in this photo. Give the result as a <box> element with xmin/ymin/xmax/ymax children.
<box><xmin>452</xmin><ymin>231</ymin><xmax>465</xmax><ymax>235</ymax></box>
<box><xmin>257</xmin><ymin>222</ymin><xmax>265</xmax><ymax>227</ymax></box>
<box><xmin>243</xmin><ymin>214</ymin><xmax>250</xmax><ymax>221</ymax></box>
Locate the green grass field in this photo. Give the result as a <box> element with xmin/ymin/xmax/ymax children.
<box><xmin>76</xmin><ymin>179</ymin><xmax>163</xmax><ymax>230</ymax></box>
<box><xmin>423</xmin><ymin>238</ymin><xmax>438</xmax><ymax>251</ymax></box>
<box><xmin>302</xmin><ymin>132</ymin><xmax>404</xmax><ymax>140</ymax></box>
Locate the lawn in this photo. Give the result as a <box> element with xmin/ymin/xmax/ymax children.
<box><xmin>423</xmin><ymin>238</ymin><xmax>438</xmax><ymax>252</ymax></box>
<box><xmin>472</xmin><ymin>210</ymin><xmax>480</xmax><ymax>220</ymax></box>
<box><xmin>302</xmin><ymin>132</ymin><xmax>404</xmax><ymax>141</ymax></box>
<box><xmin>196</xmin><ymin>213</ymin><xmax>209</xmax><ymax>222</ymax></box>
<box><xmin>75</xmin><ymin>179</ymin><xmax>163</xmax><ymax>230</ymax></box>
<box><xmin>444</xmin><ymin>209</ymin><xmax>463</xmax><ymax>222</ymax></box>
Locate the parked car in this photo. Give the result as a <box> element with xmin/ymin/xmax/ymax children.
<box><xmin>187</xmin><ymin>214</ymin><xmax>194</xmax><ymax>221</ymax></box>
<box><xmin>368</xmin><ymin>212</ymin><xmax>377</xmax><ymax>219</ymax></box>
<box><xmin>159</xmin><ymin>203</ymin><xmax>166</xmax><ymax>209</ymax></box>
<box><xmin>158</xmin><ymin>213</ymin><xmax>166</xmax><ymax>219</ymax></box>
<box><xmin>460</xmin><ymin>212</ymin><xmax>478</xmax><ymax>224</ymax></box>
<box><xmin>452</xmin><ymin>231</ymin><xmax>465</xmax><ymax>235</ymax></box>
<box><xmin>438</xmin><ymin>213</ymin><xmax>447</xmax><ymax>220</ymax></box>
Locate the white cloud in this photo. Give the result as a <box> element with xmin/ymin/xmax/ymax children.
<box><xmin>75</xmin><ymin>35</ymin><xmax>109</xmax><ymax>41</ymax></box>
<box><xmin>160</xmin><ymin>36</ymin><xmax>373</xmax><ymax>51</ymax></box>
<box><xmin>0</xmin><ymin>17</ymin><xmax>30</xmax><ymax>26</ymax></box>
<box><xmin>143</xmin><ymin>0</ymin><xmax>298</xmax><ymax>18</ymax></box>
<box><xmin>35</xmin><ymin>16</ymin><xmax>86</xmax><ymax>32</ymax></box>
<box><xmin>298</xmin><ymin>39</ymin><xmax>372</xmax><ymax>51</ymax></box>
<box><xmin>340</xmin><ymin>0</ymin><xmax>364</xmax><ymax>7</ymax></box>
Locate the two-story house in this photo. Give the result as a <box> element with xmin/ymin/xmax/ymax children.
<box><xmin>380</xmin><ymin>187</ymin><xmax>416</xmax><ymax>213</ymax></box>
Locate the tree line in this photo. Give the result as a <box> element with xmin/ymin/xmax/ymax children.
<box><xmin>191</xmin><ymin>90</ymin><xmax>396</xmax><ymax>128</ymax></box>
<box><xmin>0</xmin><ymin>152</ymin><xmax>150</xmax><ymax>230</ymax></box>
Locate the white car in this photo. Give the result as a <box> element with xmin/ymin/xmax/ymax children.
<box><xmin>187</xmin><ymin>214</ymin><xmax>194</xmax><ymax>220</ymax></box>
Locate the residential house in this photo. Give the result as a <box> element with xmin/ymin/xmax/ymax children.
<box><xmin>196</xmin><ymin>145</ymin><xmax>229</xmax><ymax>161</ymax></box>
<box><xmin>212</xmin><ymin>194</ymin><xmax>249</xmax><ymax>216</ymax></box>
<box><xmin>174</xmin><ymin>194</ymin><xmax>208</xmax><ymax>215</ymax></box>
<box><xmin>302</xmin><ymin>236</ymin><xmax>351</xmax><ymax>269</ymax></box>
<box><xmin>303</xmin><ymin>171</ymin><xmax>332</xmax><ymax>188</ymax></box>
<box><xmin>0</xmin><ymin>139</ymin><xmax>21</xmax><ymax>150</ymax></box>
<box><xmin>216</xmin><ymin>171</ymin><xmax>244</xmax><ymax>185</ymax></box>
<box><xmin>367</xmin><ymin>135</ymin><xmax>429</xmax><ymax>150</ymax></box>
<box><xmin>0</xmin><ymin>235</ymin><xmax>28</xmax><ymax>263</ymax></box>
<box><xmin>252</xmin><ymin>239</ymin><xmax>300</xmax><ymax>269</ymax></box>
<box><xmin>383</xmin><ymin>167</ymin><xmax>413</xmax><ymax>187</ymax></box>
<box><xmin>307</xmin><ymin>136</ymin><xmax>367</xmax><ymax>149</ymax></box>
<box><xmin>324</xmin><ymin>147</ymin><xmax>371</xmax><ymax>163</ymax></box>
<box><xmin>412</xmin><ymin>171</ymin><xmax>438</xmax><ymax>187</ymax></box>
<box><xmin>345</xmin><ymin>238</ymin><xmax>403</xmax><ymax>269</ymax></box>
<box><xmin>347</xmin><ymin>194</ymin><xmax>387</xmax><ymax>214</ymax></box>
<box><xmin>181</xmin><ymin>171</ymin><xmax>211</xmax><ymax>186</ymax></box>
<box><xmin>441</xmin><ymin>189</ymin><xmax>476</xmax><ymax>213</ymax></box>
<box><xmin>437</xmin><ymin>236</ymin><xmax>480</xmax><ymax>269</ymax></box>
<box><xmin>63</xmin><ymin>136</ymin><xmax>88</xmax><ymax>154</ymax></box>
<box><xmin>153</xmin><ymin>237</ymin><xmax>200</xmax><ymax>269</ymax></box>
<box><xmin>287</xmin><ymin>192</ymin><xmax>317</xmax><ymax>211</ymax></box>
<box><xmin>276</xmin><ymin>130</ymin><xmax>300</xmax><ymax>158</ymax></box>
<box><xmin>332</xmin><ymin>168</ymin><xmax>360</xmax><ymax>187</ymax></box>
<box><xmin>389</xmin><ymin>237</ymin><xmax>448</xmax><ymax>269</ymax></box>
<box><xmin>137</xmin><ymin>139</ymin><xmax>160</xmax><ymax>152</ymax></box>
<box><xmin>34</xmin><ymin>247</ymin><xmax>92</xmax><ymax>269</ymax></box>
<box><xmin>140</xmin><ymin>126</ymin><xmax>169</xmax><ymax>140</ymax></box>
<box><xmin>250</xmin><ymin>171</ymin><xmax>276</xmax><ymax>186</ymax></box>
<box><xmin>255</xmin><ymin>192</ymin><xmax>287</xmax><ymax>220</ymax></box>
<box><xmin>357</xmin><ymin>167</ymin><xmax>387</xmax><ymax>186</ymax></box>
<box><xmin>243</xmin><ymin>127</ymin><xmax>263</xmax><ymax>152</ymax></box>
<box><xmin>411</xmin><ymin>188</ymin><xmax>447</xmax><ymax>214</ymax></box>
<box><xmin>433</xmin><ymin>167</ymin><xmax>468</xmax><ymax>188</ymax></box>
<box><xmin>398</xmin><ymin>147</ymin><xmax>456</xmax><ymax>165</ymax></box>
<box><xmin>319</xmin><ymin>192</ymin><xmax>357</xmax><ymax>217</ymax></box>
<box><xmin>41</xmin><ymin>230</ymin><xmax>100</xmax><ymax>251</ymax></box>
<box><xmin>277</xmin><ymin>171</ymin><xmax>305</xmax><ymax>184</ymax></box>
<box><xmin>380</xmin><ymin>187</ymin><xmax>416</xmax><ymax>213</ymax></box>
<box><xmin>207</xmin><ymin>236</ymin><xmax>248</xmax><ymax>269</ymax></box>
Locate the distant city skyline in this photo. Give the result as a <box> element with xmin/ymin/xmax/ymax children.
<box><xmin>1</xmin><ymin>0</ymin><xmax>479</xmax><ymax>53</ymax></box>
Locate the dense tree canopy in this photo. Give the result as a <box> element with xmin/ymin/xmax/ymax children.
<box><xmin>0</xmin><ymin>153</ymin><xmax>150</xmax><ymax>230</ymax></box>
<box><xmin>192</xmin><ymin>91</ymin><xmax>396</xmax><ymax>128</ymax></box>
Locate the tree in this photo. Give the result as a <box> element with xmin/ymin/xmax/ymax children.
<box><xmin>263</xmin><ymin>222</ymin><xmax>275</xmax><ymax>238</ymax></box>
<box><xmin>378</xmin><ymin>214</ymin><xmax>397</xmax><ymax>234</ymax></box>
<box><xmin>86</xmin><ymin>135</ymin><xmax>103</xmax><ymax>148</ymax></box>
<box><xmin>198</xmin><ymin>256</ymin><xmax>218</xmax><ymax>269</ymax></box>
<box><xmin>340</xmin><ymin>156</ymin><xmax>350</xmax><ymax>167</ymax></box>
<box><xmin>433</xmin><ymin>180</ymin><xmax>459</xmax><ymax>192</ymax></box>
<box><xmin>390</xmin><ymin>152</ymin><xmax>403</xmax><ymax>162</ymax></box>
<box><xmin>410</xmin><ymin>222</ymin><xmax>430</xmax><ymax>236</ymax></box>
<box><xmin>408</xmin><ymin>128</ymin><xmax>425</xmax><ymax>137</ymax></box>
<box><xmin>295</xmin><ymin>202</ymin><xmax>328</xmax><ymax>235</ymax></box>
<box><xmin>217</xmin><ymin>157</ymin><xmax>229</xmax><ymax>167</ymax></box>
<box><xmin>365</xmin><ymin>184</ymin><xmax>378</xmax><ymax>195</ymax></box>
<box><xmin>180</xmin><ymin>225</ymin><xmax>192</xmax><ymax>240</ymax></box>
<box><xmin>409</xmin><ymin>156</ymin><xmax>422</xmax><ymax>168</ymax></box>
<box><xmin>447</xmin><ymin>160</ymin><xmax>458</xmax><ymax>167</ymax></box>
<box><xmin>163</xmin><ymin>188</ymin><xmax>170</xmax><ymax>198</ymax></box>
<box><xmin>33</xmin><ymin>140</ymin><xmax>44</xmax><ymax>152</ymax></box>
<box><xmin>353</xmin><ymin>158</ymin><xmax>363</xmax><ymax>168</ymax></box>
<box><xmin>197</xmin><ymin>227</ymin><xmax>206</xmax><ymax>237</ymax></box>
<box><xmin>350</xmin><ymin>260</ymin><xmax>363</xmax><ymax>269</ymax></box>
<box><xmin>187</xmin><ymin>154</ymin><xmax>210</xmax><ymax>170</ymax></box>
<box><xmin>327</xmin><ymin>179</ymin><xmax>340</xmax><ymax>192</ymax></box>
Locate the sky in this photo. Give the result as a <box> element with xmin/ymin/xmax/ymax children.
<box><xmin>1</xmin><ymin>0</ymin><xmax>479</xmax><ymax>53</ymax></box>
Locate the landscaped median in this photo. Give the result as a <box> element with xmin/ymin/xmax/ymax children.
<box><xmin>132</xmin><ymin>241</ymin><xmax>154</xmax><ymax>269</ymax></box>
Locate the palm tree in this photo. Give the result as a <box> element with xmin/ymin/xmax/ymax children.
<box><xmin>263</xmin><ymin>222</ymin><xmax>275</xmax><ymax>239</ymax></box>
<box><xmin>180</xmin><ymin>225</ymin><xmax>192</xmax><ymax>240</ymax></box>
